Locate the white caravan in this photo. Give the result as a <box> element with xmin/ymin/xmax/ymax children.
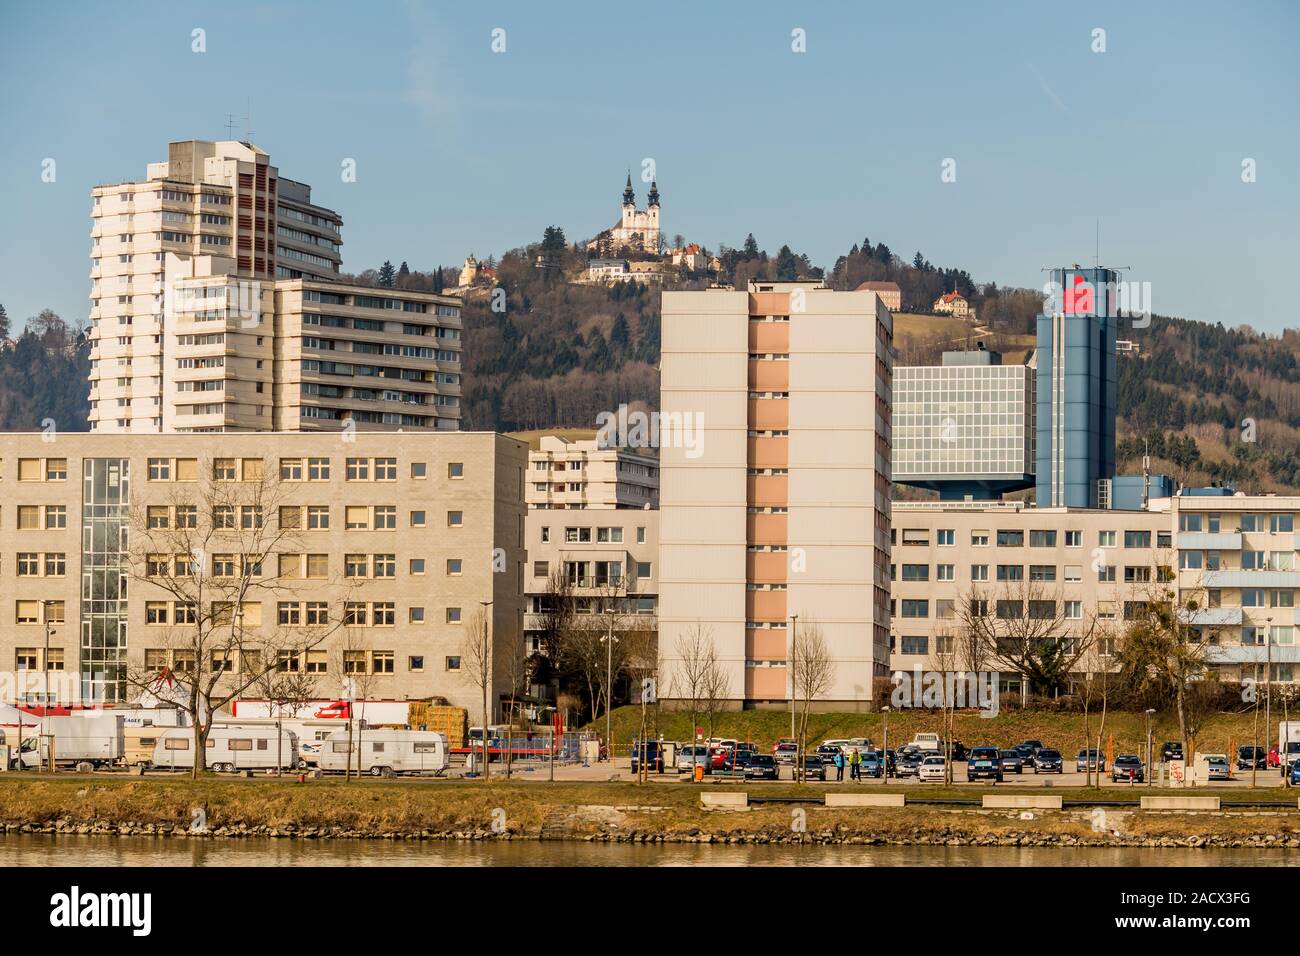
<box><xmin>316</xmin><ymin>729</ymin><xmax>449</xmax><ymax>776</ymax></box>
<box><xmin>151</xmin><ymin>726</ymin><xmax>299</xmax><ymax>772</ymax></box>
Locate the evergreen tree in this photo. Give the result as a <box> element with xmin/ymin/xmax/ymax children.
<box><xmin>378</xmin><ymin>261</ymin><xmax>397</xmax><ymax>287</ymax></box>
<box><xmin>742</xmin><ymin>233</ymin><xmax>760</xmax><ymax>260</ymax></box>
<box><xmin>0</xmin><ymin>303</ymin><xmax>8</xmax><ymax>340</ymax></box>
<box><xmin>398</xmin><ymin>261</ymin><xmax>411</xmax><ymax>280</ymax></box>
<box><xmin>433</xmin><ymin>267</ymin><xmax>444</xmax><ymax>293</ymax></box>
<box><xmin>775</xmin><ymin>245</ymin><xmax>799</xmax><ymax>281</ymax></box>
<box><xmin>609</xmin><ymin>313</ymin><xmax>630</xmax><ymax>355</ymax></box>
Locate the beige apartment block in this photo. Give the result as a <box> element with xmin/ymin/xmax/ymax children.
<box><xmin>659</xmin><ymin>280</ymin><xmax>893</xmax><ymax>709</ymax></box>
<box><xmin>889</xmin><ymin>502</ymin><xmax>1169</xmax><ymax>694</ymax></box>
<box><xmin>526</xmin><ymin>436</ymin><xmax>659</xmax><ymax>510</ymax></box>
<box><xmin>0</xmin><ymin>432</ymin><xmax>526</xmax><ymax>713</ymax></box>
<box><xmin>522</xmin><ymin>510</ymin><xmax>659</xmax><ymax>656</ymax></box>
<box><xmin>1171</xmin><ymin>493</ymin><xmax>1300</xmax><ymax>685</ymax></box>
<box><xmin>89</xmin><ymin>140</ymin><xmax>343</xmax><ymax>432</ymax></box>
<box><xmin>522</xmin><ymin>435</ymin><xmax>659</xmax><ymax>664</ymax></box>
<box><xmin>88</xmin><ymin>139</ymin><xmax>462</xmax><ymax>435</ymax></box>
<box><xmin>890</xmin><ymin>493</ymin><xmax>1300</xmax><ymax>690</ymax></box>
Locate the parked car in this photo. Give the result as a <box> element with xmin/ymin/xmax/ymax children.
<box><xmin>721</xmin><ymin>750</ymin><xmax>753</xmax><ymax>773</ymax></box>
<box><xmin>999</xmin><ymin>750</ymin><xmax>1024</xmax><ymax>774</ymax></box>
<box><xmin>918</xmin><ymin>754</ymin><xmax>947</xmax><ymax>782</ymax></box>
<box><xmin>796</xmin><ymin>755</ymin><xmax>827</xmax><ymax>781</ymax></box>
<box><xmin>860</xmin><ymin>750</ymin><xmax>884</xmax><ymax>778</ymax></box>
<box><xmin>1236</xmin><ymin>746</ymin><xmax>1267</xmax><ymax>771</ymax></box>
<box><xmin>745</xmin><ymin>754</ymin><xmax>779</xmax><ymax>780</ymax></box>
<box><xmin>1289</xmin><ymin>760</ymin><xmax>1300</xmax><ymax>787</ymax></box>
<box><xmin>816</xmin><ymin>743</ymin><xmax>843</xmax><ymax>764</ymax></box>
<box><xmin>1014</xmin><ymin>740</ymin><xmax>1045</xmax><ymax>763</ymax></box>
<box><xmin>911</xmin><ymin>733</ymin><xmax>942</xmax><ymax>753</ymax></box>
<box><xmin>774</xmin><ymin>742</ymin><xmax>799</xmax><ymax>765</ymax></box>
<box><xmin>708</xmin><ymin>748</ymin><xmax>729</xmax><ymax>770</ymax></box>
<box><xmin>1076</xmin><ymin>748</ymin><xmax>1106</xmax><ymax>773</ymax></box>
<box><xmin>733</xmin><ymin>741</ymin><xmax>759</xmax><ymax>756</ymax></box>
<box><xmin>773</xmin><ymin>737</ymin><xmax>798</xmax><ymax>754</ymax></box>
<box><xmin>894</xmin><ymin>751</ymin><xmax>922</xmax><ymax>778</ymax></box>
<box><xmin>967</xmin><ymin>746</ymin><xmax>1004</xmax><ymax>782</ymax></box>
<box><xmin>1201</xmin><ymin>754</ymin><xmax>1230</xmax><ymax>781</ymax></box>
<box><xmin>1033</xmin><ymin>749</ymin><xmax>1063</xmax><ymax>774</ymax></box>
<box><xmin>677</xmin><ymin>744</ymin><xmax>711</xmax><ymax>774</ymax></box>
<box><xmin>1111</xmin><ymin>754</ymin><xmax>1145</xmax><ymax>783</ymax></box>
<box><xmin>1160</xmin><ymin>741</ymin><xmax>1184</xmax><ymax>762</ymax></box>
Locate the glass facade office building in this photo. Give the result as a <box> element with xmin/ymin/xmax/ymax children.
<box><xmin>894</xmin><ymin>350</ymin><xmax>1035</xmax><ymax>500</ymax></box>
<box><xmin>1036</xmin><ymin>267</ymin><xmax>1119</xmax><ymax>509</ymax></box>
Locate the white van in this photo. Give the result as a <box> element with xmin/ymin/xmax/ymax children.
<box><xmin>152</xmin><ymin>726</ymin><xmax>299</xmax><ymax>772</ymax></box>
<box><xmin>317</xmin><ymin>729</ymin><xmax>449</xmax><ymax>776</ymax></box>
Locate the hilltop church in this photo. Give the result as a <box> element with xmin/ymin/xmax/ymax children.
<box><xmin>588</xmin><ymin>173</ymin><xmax>661</xmax><ymax>256</ymax></box>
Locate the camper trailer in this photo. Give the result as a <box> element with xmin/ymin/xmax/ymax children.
<box><xmin>152</xmin><ymin>726</ymin><xmax>299</xmax><ymax>772</ymax></box>
<box><xmin>317</xmin><ymin>729</ymin><xmax>449</xmax><ymax>776</ymax></box>
<box><xmin>209</xmin><ymin>717</ymin><xmax>358</xmax><ymax>768</ymax></box>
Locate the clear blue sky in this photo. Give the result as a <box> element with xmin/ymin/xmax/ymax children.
<box><xmin>1</xmin><ymin>0</ymin><xmax>1296</xmax><ymax>331</ymax></box>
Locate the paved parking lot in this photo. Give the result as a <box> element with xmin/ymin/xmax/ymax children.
<box><xmin>616</xmin><ymin>760</ymin><xmax>1294</xmax><ymax>789</ymax></box>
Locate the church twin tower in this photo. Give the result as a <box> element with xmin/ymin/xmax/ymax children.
<box><xmin>613</xmin><ymin>172</ymin><xmax>661</xmax><ymax>254</ymax></box>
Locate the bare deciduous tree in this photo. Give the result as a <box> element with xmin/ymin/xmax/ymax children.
<box><xmin>791</xmin><ymin>619</ymin><xmax>834</xmax><ymax>779</ymax></box>
<box><xmin>123</xmin><ymin>460</ymin><xmax>349</xmax><ymax>779</ymax></box>
<box><xmin>461</xmin><ymin>605</ymin><xmax>496</xmax><ymax>780</ymax></box>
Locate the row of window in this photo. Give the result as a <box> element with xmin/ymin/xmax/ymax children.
<box><xmin>897</xmin><ymin>527</ymin><xmax>1168</xmax><ymax>549</ymax></box>
<box><xmin>140</xmin><ymin>598</ymin><xmax>461</xmax><ymax>628</ymax></box>
<box><xmin>143</xmin><ymin>552</ymin><xmax>465</xmax><ymax>580</ymax></box>
<box><xmin>1180</xmin><ymin>513</ymin><xmax>1295</xmax><ymax>533</ymax></box>
<box><xmin>143</xmin><ymin>504</ymin><xmax>440</xmax><ymax>532</ymax></box>
<box><xmin>894</xmin><ymin>562</ymin><xmax>1167</xmax><ymax>584</ymax></box>
<box><xmin>143</xmin><ymin>456</ymin><xmax>464</xmax><ymax>482</ymax></box>
<box><xmin>895</xmin><ymin>597</ymin><xmax>1151</xmax><ymax>621</ymax></box>
<box><xmin>141</xmin><ymin>647</ymin><xmax>454</xmax><ymax>676</ymax></box>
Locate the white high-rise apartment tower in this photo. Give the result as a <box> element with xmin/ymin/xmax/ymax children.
<box><xmin>88</xmin><ymin>140</ymin><xmax>463</xmax><ymax>433</ymax></box>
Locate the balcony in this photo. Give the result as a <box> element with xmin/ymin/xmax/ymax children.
<box><xmin>1178</xmin><ymin>532</ymin><xmax>1242</xmax><ymax>550</ymax></box>
<box><xmin>1179</xmin><ymin>607</ymin><xmax>1243</xmax><ymax>626</ymax></box>
<box><xmin>1205</xmin><ymin>570</ymin><xmax>1300</xmax><ymax>588</ymax></box>
<box><xmin>1206</xmin><ymin>644</ymin><xmax>1300</xmax><ymax>665</ymax></box>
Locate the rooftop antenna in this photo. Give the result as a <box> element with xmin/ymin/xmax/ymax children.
<box><xmin>242</xmin><ymin>97</ymin><xmax>254</xmax><ymax>144</ymax></box>
<box><xmin>224</xmin><ymin>113</ymin><xmax>237</xmax><ymax>139</ymax></box>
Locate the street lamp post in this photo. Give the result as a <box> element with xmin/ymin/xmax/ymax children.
<box><xmin>601</xmin><ymin>626</ymin><xmax>618</xmax><ymax>764</ymax></box>
<box><xmin>1266</xmin><ymin>617</ymin><xmax>1274</xmax><ymax>779</ymax></box>
<box><xmin>881</xmin><ymin>706</ymin><xmax>891</xmax><ymax>784</ymax></box>
<box><xmin>789</xmin><ymin>614</ymin><xmax>798</xmax><ymax>743</ymax></box>
<box><xmin>479</xmin><ymin>600</ymin><xmax>494</xmax><ymax>781</ymax></box>
<box><xmin>42</xmin><ymin>601</ymin><xmax>57</xmax><ymax>773</ymax></box>
<box><xmin>1144</xmin><ymin>708</ymin><xmax>1155</xmax><ymax>788</ymax></box>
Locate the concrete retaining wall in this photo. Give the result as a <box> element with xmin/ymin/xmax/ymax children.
<box><xmin>825</xmin><ymin>793</ymin><xmax>906</xmax><ymax>808</ymax></box>
<box><xmin>700</xmin><ymin>792</ymin><xmax>748</xmax><ymax>808</ymax></box>
<box><xmin>982</xmin><ymin>794</ymin><xmax>1063</xmax><ymax>809</ymax></box>
<box><xmin>1140</xmin><ymin>795</ymin><xmax>1220</xmax><ymax>811</ymax></box>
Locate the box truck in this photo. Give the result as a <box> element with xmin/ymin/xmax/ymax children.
<box><xmin>2</xmin><ymin>714</ymin><xmax>124</xmax><ymax>771</ymax></box>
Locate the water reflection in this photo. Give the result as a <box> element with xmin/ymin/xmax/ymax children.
<box><xmin>0</xmin><ymin>834</ymin><xmax>1292</xmax><ymax>867</ymax></box>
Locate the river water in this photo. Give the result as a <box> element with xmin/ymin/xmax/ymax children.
<box><xmin>1</xmin><ymin>834</ymin><xmax>1293</xmax><ymax>866</ymax></box>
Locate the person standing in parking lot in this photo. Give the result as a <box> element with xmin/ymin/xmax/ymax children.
<box><xmin>850</xmin><ymin>748</ymin><xmax>861</xmax><ymax>781</ymax></box>
<box><xmin>834</xmin><ymin>750</ymin><xmax>845</xmax><ymax>781</ymax></box>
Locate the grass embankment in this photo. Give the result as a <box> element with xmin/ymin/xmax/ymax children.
<box><xmin>3</xmin><ymin>777</ymin><xmax>1299</xmax><ymax>847</ymax></box>
<box><xmin>600</xmin><ymin>706</ymin><xmax>1273</xmax><ymax>757</ymax></box>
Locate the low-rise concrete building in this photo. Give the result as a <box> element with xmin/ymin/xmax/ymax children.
<box><xmin>0</xmin><ymin>432</ymin><xmax>526</xmax><ymax>712</ymax></box>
